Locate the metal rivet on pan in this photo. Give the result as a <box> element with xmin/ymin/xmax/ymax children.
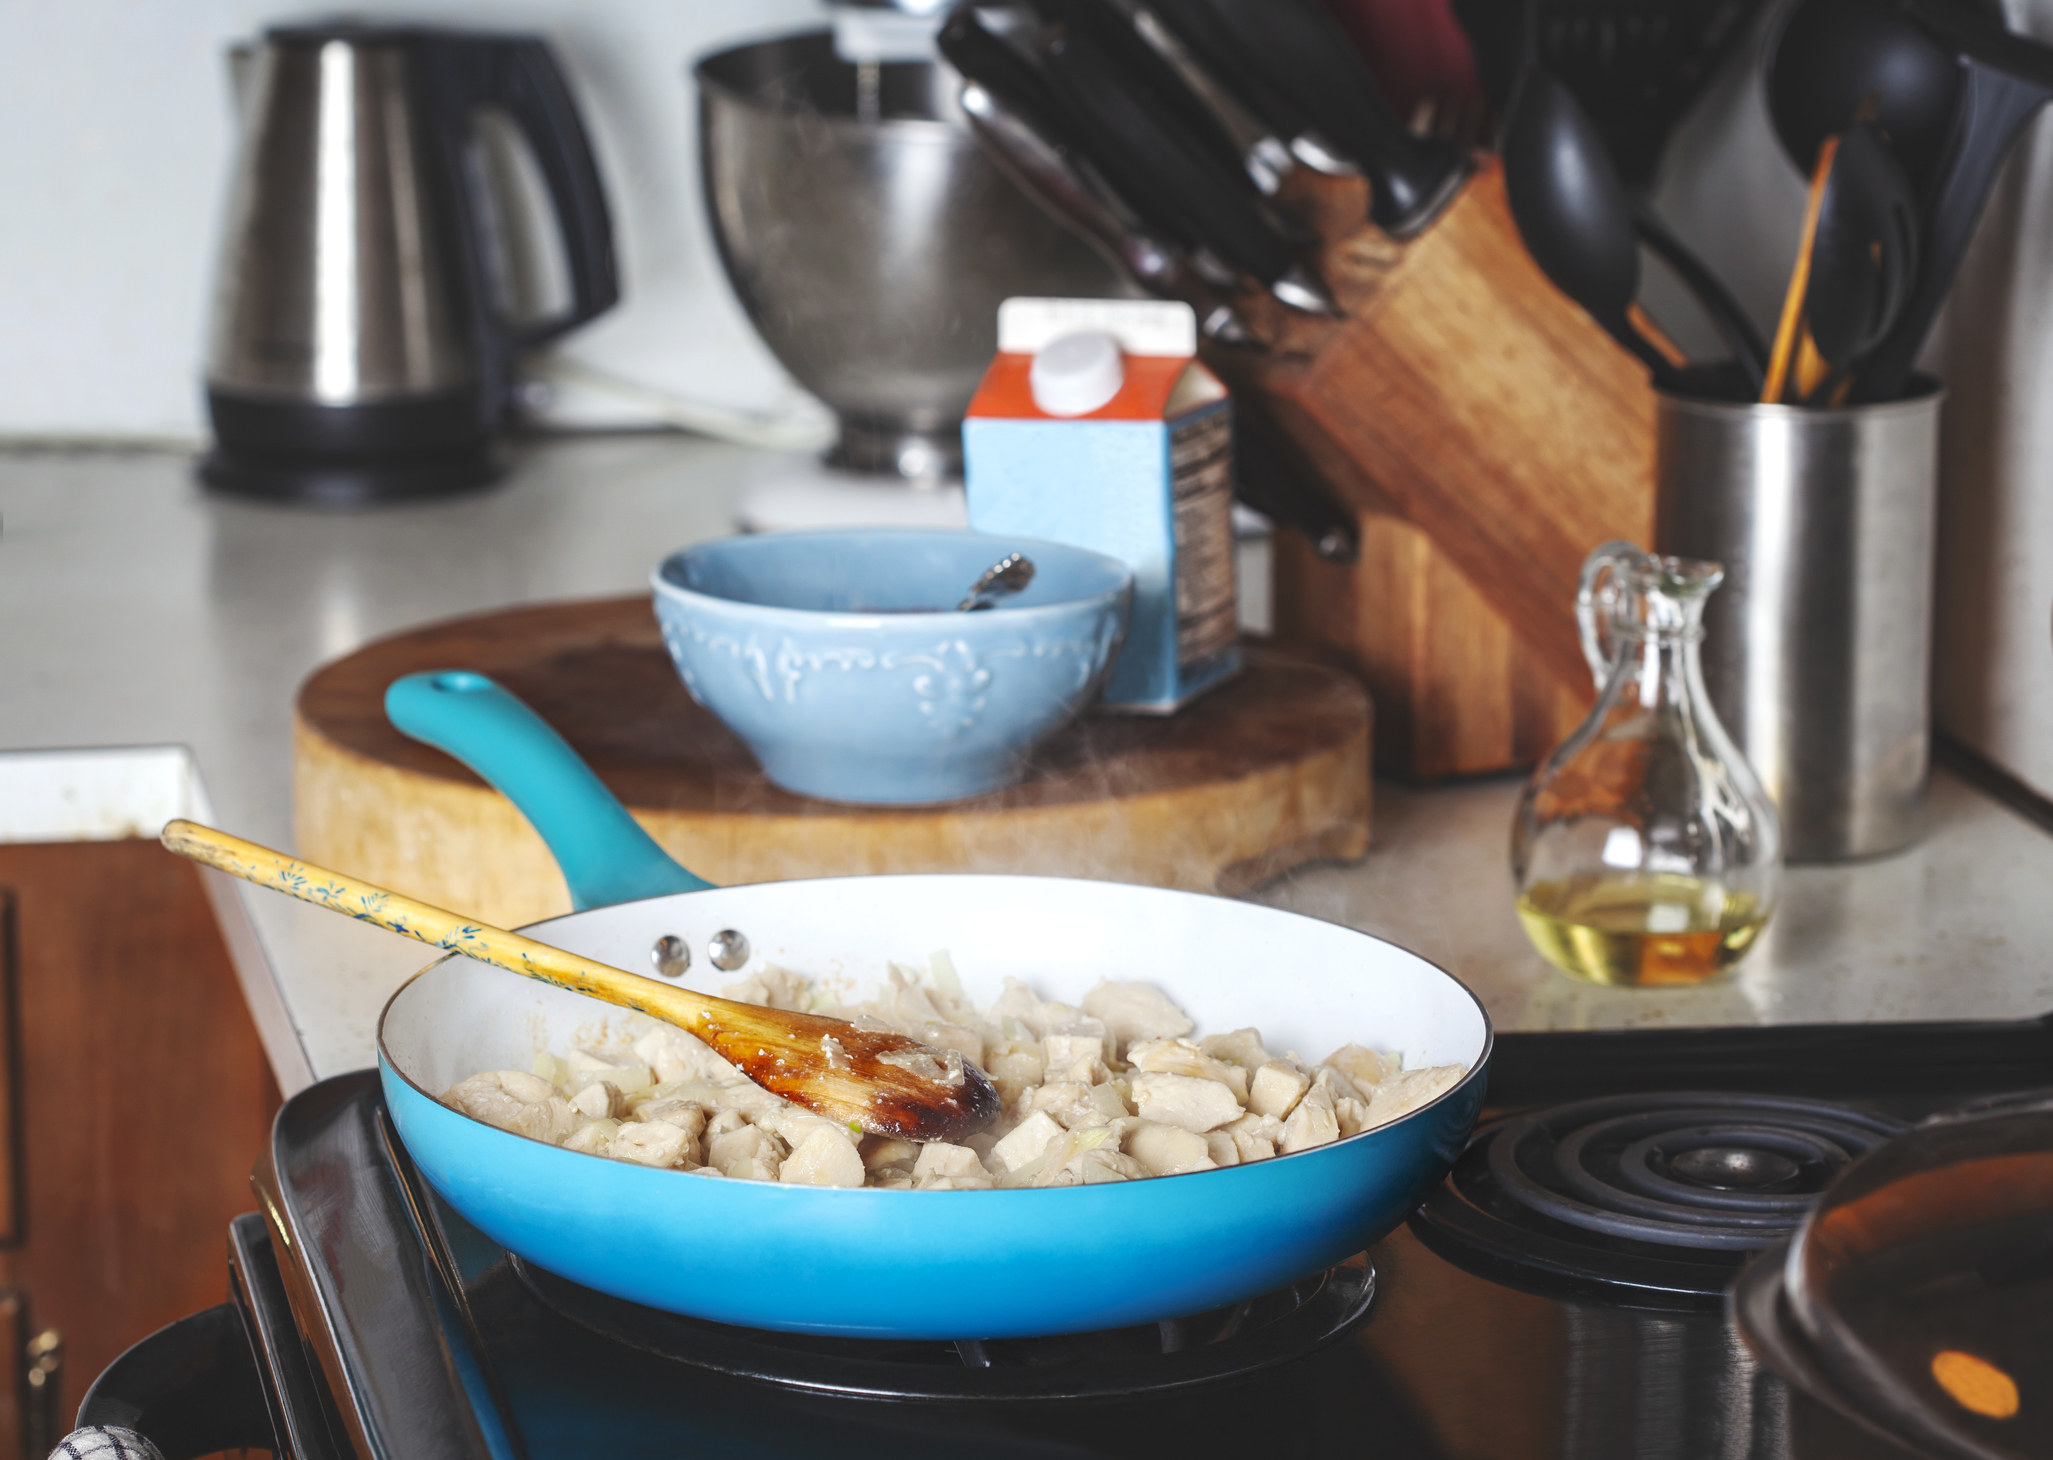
<box><xmin>708</xmin><ymin>929</ymin><xmax>751</xmax><ymax>972</ymax></box>
<box><xmin>650</xmin><ymin>935</ymin><xmax>690</xmax><ymax>979</ymax></box>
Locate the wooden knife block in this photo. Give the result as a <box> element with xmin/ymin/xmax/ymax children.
<box><xmin>1208</xmin><ymin>157</ymin><xmax>1655</xmax><ymax>779</ymax></box>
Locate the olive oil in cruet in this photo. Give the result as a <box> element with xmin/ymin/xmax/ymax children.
<box><xmin>1511</xmin><ymin>544</ymin><xmax>1781</xmax><ymax>987</ymax></box>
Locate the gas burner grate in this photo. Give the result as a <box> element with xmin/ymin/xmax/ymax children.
<box><xmin>513</xmin><ymin>1253</ymin><xmax>1375</xmax><ymax>1402</ymax></box>
<box><xmin>1413</xmin><ymin>1091</ymin><xmax>1905</xmax><ymax>1308</ymax></box>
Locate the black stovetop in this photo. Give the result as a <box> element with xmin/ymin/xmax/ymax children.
<box><xmin>227</xmin><ymin>1008</ymin><xmax>2052</xmax><ymax>1460</ymax></box>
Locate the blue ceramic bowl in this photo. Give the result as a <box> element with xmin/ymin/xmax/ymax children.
<box><xmin>651</xmin><ymin>529</ymin><xmax>1132</xmax><ymax>803</ymax></box>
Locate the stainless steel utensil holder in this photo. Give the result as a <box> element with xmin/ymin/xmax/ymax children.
<box><xmin>1655</xmin><ymin>381</ymin><xmax>1942</xmax><ymax>862</ymax></box>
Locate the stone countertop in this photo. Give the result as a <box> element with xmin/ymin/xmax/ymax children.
<box><xmin>3</xmin><ymin>438</ymin><xmax>2048</xmax><ymax>1093</ymax></box>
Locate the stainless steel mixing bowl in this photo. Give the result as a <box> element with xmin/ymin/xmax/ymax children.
<box><xmin>695</xmin><ymin>31</ymin><xmax>1130</xmax><ymax>478</ymax></box>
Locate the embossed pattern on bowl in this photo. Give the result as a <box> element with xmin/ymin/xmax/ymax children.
<box><xmin>652</xmin><ymin>530</ymin><xmax>1132</xmax><ymax>804</ymax></box>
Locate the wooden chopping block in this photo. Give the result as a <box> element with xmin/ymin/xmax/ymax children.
<box><xmin>1208</xmin><ymin>157</ymin><xmax>1653</xmax><ymax>778</ymax></box>
<box><xmin>293</xmin><ymin>597</ymin><xmax>1373</xmax><ymax>929</ymax></box>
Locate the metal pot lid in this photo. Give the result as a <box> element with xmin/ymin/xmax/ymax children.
<box><xmin>1782</xmin><ymin>1090</ymin><xmax>2053</xmax><ymax>1460</ymax></box>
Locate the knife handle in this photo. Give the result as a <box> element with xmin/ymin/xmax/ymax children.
<box><xmin>1233</xmin><ymin>403</ymin><xmax>1360</xmax><ymax>563</ymax></box>
<box><xmin>1194</xmin><ymin>0</ymin><xmax>1466</xmax><ymax>236</ymax></box>
<box><xmin>1146</xmin><ymin>0</ymin><xmax>1318</xmax><ymax>140</ymax></box>
<box><xmin>1028</xmin><ymin>0</ymin><xmax>1254</xmax><ymax>188</ymax></box>
<box><xmin>1041</xmin><ymin>28</ymin><xmax>1297</xmax><ymax>286</ymax></box>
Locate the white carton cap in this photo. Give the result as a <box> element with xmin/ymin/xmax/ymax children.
<box><xmin>1030</xmin><ymin>331</ymin><xmax>1126</xmax><ymax>417</ymax></box>
<box><xmin>998</xmin><ymin>297</ymin><xmax>1197</xmax><ymax>357</ymax></box>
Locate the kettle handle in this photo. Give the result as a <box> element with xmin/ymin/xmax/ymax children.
<box><xmin>419</xmin><ymin>37</ymin><xmax>620</xmax><ymax>360</ymax></box>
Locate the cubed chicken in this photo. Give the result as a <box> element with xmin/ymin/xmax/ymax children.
<box><xmin>633</xmin><ymin>1101</ymin><xmax>708</xmax><ymax>1165</ymax></box>
<box><xmin>1025</xmin><ymin>1081</ymin><xmax>1100</xmax><ymax>1130</ymax></box>
<box><xmin>1045</xmin><ymin>1017</ymin><xmax>1113</xmax><ymax>1068</ymax></box>
<box><xmin>989</xmin><ymin>1110</ymin><xmax>1067</xmax><ymax>1174</ymax></box>
<box><xmin>610</xmin><ymin>1120</ymin><xmax>691</xmax><ymax>1169</ymax></box>
<box><xmin>1312</xmin><ymin>1066</ymin><xmax>1373</xmax><ymax>1137</ymax></box>
<box><xmin>1084</xmin><ymin>1081</ymin><xmax>1132</xmax><ymax>1124</ymax></box>
<box><xmin>1081</xmin><ymin>980</ymin><xmax>1194</xmax><ymax>1055</ymax></box>
<box><xmin>570</xmin><ymin>1081</ymin><xmax>625</xmax><ymax>1120</ymax></box>
<box><xmin>1364</xmin><ymin>1065</ymin><xmax>1466</xmax><ymax>1128</ymax></box>
<box><xmin>444</xmin><ymin>1071</ymin><xmax>578</xmax><ymax>1144</ymax></box>
<box><xmin>912</xmin><ymin>1142</ymin><xmax>992</xmax><ymax>1189</ymax></box>
<box><xmin>1222</xmin><ymin>1112</ymin><xmax>1281</xmax><ymax>1163</ymax></box>
<box><xmin>564</xmin><ymin>1119</ymin><xmax>620</xmax><ymax>1155</ymax></box>
<box><xmin>780</xmin><ymin>1127</ymin><xmax>867</xmax><ymax>1187</ymax></box>
<box><xmin>985</xmin><ymin>1043</ymin><xmax>1047</xmax><ymax>1105</ymax></box>
<box><xmin>1204</xmin><ymin>1130</ymin><xmax>1241</xmax><ymax>1167</ymax></box>
<box><xmin>985</xmin><ymin>978</ymin><xmax>1044</xmax><ymax>1027</ymax></box>
<box><xmin>707</xmin><ymin>1124</ymin><xmax>787</xmax><ymax>1181</ymax></box>
<box><xmin>1125</xmin><ymin>1120</ymin><xmax>1217</xmax><ymax>1176</ymax></box>
<box><xmin>694</xmin><ymin>1078</ymin><xmax>787</xmax><ymax>1119</ymax></box>
<box><xmin>1198</xmin><ymin>1028</ymin><xmax>1272</xmax><ymax>1070</ymax></box>
<box><xmin>1248</xmin><ymin>1060</ymin><xmax>1312</xmax><ymax>1119</ymax></box>
<box><xmin>1130</xmin><ymin>1072</ymin><xmax>1243</xmax><ymax>1133</ymax></box>
<box><xmin>1039</xmin><ymin>1146</ymin><xmax>1150</xmax><ymax>1186</ymax></box>
<box><xmin>1322</xmin><ymin>1043</ymin><xmax>1393</xmax><ymax>1089</ymax></box>
<box><xmin>1127</xmin><ymin>1038</ymin><xmax>1250</xmax><ymax>1101</ymax></box>
<box><xmin>860</xmin><ymin>1136</ymin><xmax>922</xmax><ymax>1172</ymax></box>
<box><xmin>561</xmin><ymin>1049</ymin><xmax>654</xmax><ymax>1097</ymax></box>
<box><xmin>633</xmin><ymin>1027</ymin><xmax>736</xmax><ymax>1085</ymax></box>
<box><xmin>636</xmin><ymin>1098</ymin><xmax>709</xmax><ymax>1138</ymax></box>
<box><xmin>1280</xmin><ymin>1085</ymin><xmax>1341</xmax><ymax>1153</ymax></box>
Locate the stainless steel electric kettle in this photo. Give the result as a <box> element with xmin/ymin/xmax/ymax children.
<box><xmin>202</xmin><ymin>23</ymin><xmax>618</xmax><ymax>504</ymax></box>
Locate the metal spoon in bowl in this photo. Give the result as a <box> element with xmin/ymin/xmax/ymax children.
<box><xmin>162</xmin><ymin>820</ymin><xmax>1001</xmax><ymax>1144</ymax></box>
<box><xmin>958</xmin><ymin>552</ymin><xmax>1036</xmax><ymax>611</ymax></box>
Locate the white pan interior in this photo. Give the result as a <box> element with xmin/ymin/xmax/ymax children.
<box><xmin>383</xmin><ymin>876</ymin><xmax>1490</xmax><ymax>1094</ymax></box>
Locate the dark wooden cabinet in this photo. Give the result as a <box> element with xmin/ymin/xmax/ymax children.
<box><xmin>0</xmin><ymin>841</ymin><xmax>279</xmax><ymax>1456</ymax></box>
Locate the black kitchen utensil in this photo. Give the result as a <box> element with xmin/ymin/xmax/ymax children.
<box><xmin>958</xmin><ymin>81</ymin><xmax>1251</xmax><ymax>341</ymax></box>
<box><xmin>1635</xmin><ymin>209</ymin><xmax>1770</xmax><ymax>386</ymax></box>
<box><xmin>1765</xmin><ymin>0</ymin><xmax>1966</xmax><ymax>194</ymax></box>
<box><xmin>937</xmin><ymin>7</ymin><xmax>1327</xmax><ymax>310</ymax></box>
<box><xmin>1026</xmin><ymin>0</ymin><xmax>1260</xmax><ymax>192</ymax></box>
<box><xmin>1458</xmin><ymin>0</ymin><xmax>1766</xmax><ymax>190</ymax></box>
<box><xmin>1846</xmin><ymin>0</ymin><xmax>2053</xmax><ymax>401</ymax></box>
<box><xmin>1172</xmin><ymin>0</ymin><xmax>1470</xmax><ymax>235</ymax></box>
<box><xmin>1037</xmin><ymin>23</ymin><xmax>1338</xmax><ymax>312</ymax></box>
<box><xmin>941</xmin><ymin>12</ymin><xmax>1202</xmax><ymax>300</ymax></box>
<box><xmin>1804</xmin><ymin>119</ymin><xmax>1920</xmax><ymax>402</ymax></box>
<box><xmin>1144</xmin><ymin>0</ymin><xmax>1323</xmax><ymax>148</ymax></box>
<box><xmin>1123</xmin><ymin>4</ymin><xmax>1302</xmax><ymax>194</ymax></box>
<box><xmin>1501</xmin><ymin>65</ymin><xmax>1692</xmax><ymax>384</ymax></box>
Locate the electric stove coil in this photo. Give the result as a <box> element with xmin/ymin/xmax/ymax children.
<box><xmin>1412</xmin><ymin>1091</ymin><xmax>1906</xmax><ymax>1309</ymax></box>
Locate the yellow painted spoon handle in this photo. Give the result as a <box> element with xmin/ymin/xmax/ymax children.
<box><xmin>161</xmin><ymin>819</ymin><xmax>707</xmax><ymax>1027</ymax></box>
<box><xmin>161</xmin><ymin>819</ymin><xmax>1002</xmax><ymax>1142</ymax></box>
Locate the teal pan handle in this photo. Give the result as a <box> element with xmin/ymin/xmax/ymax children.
<box><xmin>384</xmin><ymin>670</ymin><xmax>714</xmax><ymax>909</ymax></box>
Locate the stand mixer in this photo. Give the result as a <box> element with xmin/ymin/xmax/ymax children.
<box><xmin>694</xmin><ymin>6</ymin><xmax>1132</xmax><ymax>529</ymax></box>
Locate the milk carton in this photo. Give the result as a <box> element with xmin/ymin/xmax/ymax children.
<box><xmin>963</xmin><ymin>298</ymin><xmax>1239</xmax><ymax>713</ymax></box>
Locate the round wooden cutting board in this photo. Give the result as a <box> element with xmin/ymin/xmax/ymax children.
<box><xmin>294</xmin><ymin>597</ymin><xmax>1372</xmax><ymax>928</ymax></box>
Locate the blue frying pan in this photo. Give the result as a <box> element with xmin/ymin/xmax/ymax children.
<box><xmin>375</xmin><ymin>670</ymin><xmax>1490</xmax><ymax>1338</ymax></box>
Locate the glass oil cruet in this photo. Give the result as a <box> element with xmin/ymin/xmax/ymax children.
<box><xmin>1512</xmin><ymin>541</ymin><xmax>1782</xmax><ymax>986</ymax></box>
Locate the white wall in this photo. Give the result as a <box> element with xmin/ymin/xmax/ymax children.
<box><xmin>0</xmin><ymin>0</ymin><xmax>829</xmax><ymax>441</ymax></box>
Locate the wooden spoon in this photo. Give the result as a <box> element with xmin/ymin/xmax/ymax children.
<box><xmin>1762</xmin><ymin>133</ymin><xmax>1841</xmax><ymax>404</ymax></box>
<box><xmin>163</xmin><ymin>820</ymin><xmax>1000</xmax><ymax>1144</ymax></box>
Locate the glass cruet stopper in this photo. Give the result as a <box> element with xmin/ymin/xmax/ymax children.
<box><xmin>1511</xmin><ymin>541</ymin><xmax>1782</xmax><ymax>986</ymax></box>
